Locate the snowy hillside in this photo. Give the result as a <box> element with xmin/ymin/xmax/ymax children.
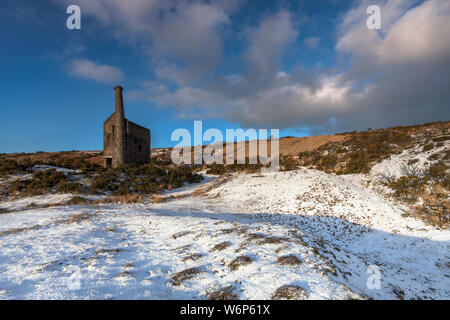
<box><xmin>0</xmin><ymin>168</ymin><xmax>448</xmax><ymax>300</ymax></box>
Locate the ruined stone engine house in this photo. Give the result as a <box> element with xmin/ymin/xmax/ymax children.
<box><xmin>103</xmin><ymin>86</ymin><xmax>150</xmax><ymax>168</ymax></box>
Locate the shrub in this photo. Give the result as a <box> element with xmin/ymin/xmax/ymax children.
<box><xmin>367</xmin><ymin>142</ymin><xmax>390</xmax><ymax>159</ymax></box>
<box><xmin>8</xmin><ymin>169</ymin><xmax>68</xmax><ymax>196</ymax></box>
<box><xmin>389</xmin><ymin>175</ymin><xmax>426</xmax><ymax>203</ymax></box>
<box><xmin>427</xmin><ymin>161</ymin><xmax>448</xmax><ymax>184</ymax></box>
<box><xmin>67</xmin><ymin>196</ymin><xmax>89</xmax><ymax>205</ymax></box>
<box><xmin>89</xmin><ymin>172</ymin><xmax>120</xmax><ymax>194</ymax></box>
<box><xmin>273</xmin><ymin>285</ymin><xmax>308</xmax><ymax>300</ymax></box>
<box><xmin>211</xmin><ymin>241</ymin><xmax>231</xmax><ymax>252</ymax></box>
<box><xmin>229</xmin><ymin>255</ymin><xmax>254</xmax><ymax>271</ymax></box>
<box><xmin>47</xmin><ymin>157</ymin><xmax>103</xmax><ymax>174</ymax></box>
<box><xmin>400</xmin><ymin>163</ymin><xmax>423</xmax><ymax>177</ymax></box>
<box><xmin>32</xmin><ymin>169</ymin><xmax>67</xmax><ymax>187</ymax></box>
<box><xmin>170</xmin><ymin>267</ymin><xmax>203</xmax><ymax>286</ymax></box>
<box><xmin>280</xmin><ymin>155</ymin><xmax>298</xmax><ymax>171</ymax></box>
<box><xmin>344</xmin><ymin>151</ymin><xmax>369</xmax><ymax>174</ymax></box>
<box><xmin>388</xmin><ymin>131</ymin><xmax>410</xmax><ymax>145</ymax></box>
<box><xmin>277</xmin><ymin>255</ymin><xmax>302</xmax><ymax>266</ymax></box>
<box><xmin>442</xmin><ymin>176</ymin><xmax>450</xmax><ymax>190</ymax></box>
<box><xmin>57</xmin><ymin>182</ymin><xmax>84</xmax><ymax>194</ymax></box>
<box><xmin>320</xmin><ymin>155</ymin><xmax>337</xmax><ymax>168</ymax></box>
<box><xmin>423</xmin><ymin>143</ymin><xmax>434</xmax><ymax>152</ymax></box>
<box><xmin>208</xmin><ymin>286</ymin><xmax>239</xmax><ymax>300</ymax></box>
<box><xmin>0</xmin><ymin>159</ymin><xmax>27</xmax><ymax>176</ymax></box>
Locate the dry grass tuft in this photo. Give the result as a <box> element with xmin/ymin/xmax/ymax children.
<box><xmin>67</xmin><ymin>212</ymin><xmax>95</xmax><ymax>224</ymax></box>
<box><xmin>108</xmin><ymin>194</ymin><xmax>143</xmax><ymax>204</ymax></box>
<box><xmin>183</xmin><ymin>253</ymin><xmax>203</xmax><ymax>262</ymax></box>
<box><xmin>246</xmin><ymin>233</ymin><xmax>266</xmax><ymax>240</ymax></box>
<box><xmin>229</xmin><ymin>255</ymin><xmax>254</xmax><ymax>271</ymax></box>
<box><xmin>172</xmin><ymin>230</ymin><xmax>192</xmax><ymax>239</ymax></box>
<box><xmin>67</xmin><ymin>196</ymin><xmax>89</xmax><ymax>205</ymax></box>
<box><xmin>170</xmin><ymin>267</ymin><xmax>203</xmax><ymax>286</ymax></box>
<box><xmin>277</xmin><ymin>255</ymin><xmax>302</xmax><ymax>266</ymax></box>
<box><xmin>175</xmin><ymin>244</ymin><xmax>191</xmax><ymax>253</ymax></box>
<box><xmin>211</xmin><ymin>241</ymin><xmax>231</xmax><ymax>252</ymax></box>
<box><xmin>192</xmin><ymin>187</ymin><xmax>206</xmax><ymax>197</ymax></box>
<box><xmin>273</xmin><ymin>285</ymin><xmax>308</xmax><ymax>300</ymax></box>
<box><xmin>258</xmin><ymin>236</ymin><xmax>288</xmax><ymax>245</ymax></box>
<box><xmin>220</xmin><ymin>228</ymin><xmax>235</xmax><ymax>234</ymax></box>
<box><xmin>150</xmin><ymin>196</ymin><xmax>167</xmax><ymax>203</ymax></box>
<box><xmin>94</xmin><ymin>248</ymin><xmax>123</xmax><ymax>258</ymax></box>
<box><xmin>0</xmin><ymin>224</ymin><xmax>40</xmax><ymax>236</ymax></box>
<box><xmin>208</xmin><ymin>286</ymin><xmax>239</xmax><ymax>300</ymax></box>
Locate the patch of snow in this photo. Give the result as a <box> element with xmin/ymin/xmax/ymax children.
<box><xmin>0</xmin><ymin>194</ymin><xmax>106</xmax><ymax>212</ymax></box>
<box><xmin>32</xmin><ymin>165</ymin><xmax>81</xmax><ymax>174</ymax></box>
<box><xmin>0</xmin><ymin>169</ymin><xmax>448</xmax><ymax>299</ymax></box>
<box><xmin>370</xmin><ymin>141</ymin><xmax>449</xmax><ymax>179</ymax></box>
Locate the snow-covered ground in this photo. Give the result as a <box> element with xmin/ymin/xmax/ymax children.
<box><xmin>370</xmin><ymin>141</ymin><xmax>448</xmax><ymax>179</ymax></box>
<box><xmin>0</xmin><ymin>169</ymin><xmax>449</xmax><ymax>300</ymax></box>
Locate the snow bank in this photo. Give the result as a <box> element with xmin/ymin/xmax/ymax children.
<box><xmin>206</xmin><ymin>169</ymin><xmax>439</xmax><ymax>236</ymax></box>
<box><xmin>370</xmin><ymin>141</ymin><xmax>449</xmax><ymax>179</ymax></box>
<box><xmin>0</xmin><ymin>169</ymin><xmax>448</xmax><ymax>300</ymax></box>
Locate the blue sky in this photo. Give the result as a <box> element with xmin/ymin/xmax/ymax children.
<box><xmin>1</xmin><ymin>0</ymin><xmax>449</xmax><ymax>153</ymax></box>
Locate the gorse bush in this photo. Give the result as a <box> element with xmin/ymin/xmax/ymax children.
<box><xmin>423</xmin><ymin>143</ymin><xmax>434</xmax><ymax>152</ymax></box>
<box><xmin>5</xmin><ymin>162</ymin><xmax>203</xmax><ymax>197</ymax></box>
<box><xmin>46</xmin><ymin>157</ymin><xmax>104</xmax><ymax>174</ymax></box>
<box><xmin>89</xmin><ymin>172</ymin><xmax>120</xmax><ymax>194</ymax></box>
<box><xmin>320</xmin><ymin>155</ymin><xmax>337</xmax><ymax>168</ymax></box>
<box><xmin>8</xmin><ymin>169</ymin><xmax>69</xmax><ymax>196</ymax></box>
<box><xmin>344</xmin><ymin>151</ymin><xmax>369</xmax><ymax>174</ymax></box>
<box><xmin>279</xmin><ymin>155</ymin><xmax>298</xmax><ymax>171</ymax></box>
<box><xmin>89</xmin><ymin>164</ymin><xmax>203</xmax><ymax>195</ymax></box>
<box><xmin>367</xmin><ymin>142</ymin><xmax>390</xmax><ymax>159</ymax></box>
<box><xmin>427</xmin><ymin>161</ymin><xmax>448</xmax><ymax>184</ymax></box>
<box><xmin>67</xmin><ymin>196</ymin><xmax>89</xmax><ymax>205</ymax></box>
<box><xmin>0</xmin><ymin>159</ymin><xmax>29</xmax><ymax>176</ymax></box>
<box><xmin>389</xmin><ymin>175</ymin><xmax>426</xmax><ymax>204</ymax></box>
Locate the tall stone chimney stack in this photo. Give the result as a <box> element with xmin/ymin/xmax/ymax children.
<box><xmin>114</xmin><ymin>85</ymin><xmax>126</xmax><ymax>165</ymax></box>
<box><xmin>114</xmin><ymin>85</ymin><xmax>125</xmax><ymax>118</ymax></box>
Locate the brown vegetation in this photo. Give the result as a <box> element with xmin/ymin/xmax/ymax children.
<box><xmin>211</xmin><ymin>241</ymin><xmax>231</xmax><ymax>252</ymax></box>
<box><xmin>229</xmin><ymin>255</ymin><xmax>254</xmax><ymax>271</ymax></box>
<box><xmin>272</xmin><ymin>285</ymin><xmax>308</xmax><ymax>300</ymax></box>
<box><xmin>277</xmin><ymin>255</ymin><xmax>302</xmax><ymax>266</ymax></box>
<box><xmin>170</xmin><ymin>267</ymin><xmax>204</xmax><ymax>286</ymax></box>
<box><xmin>208</xmin><ymin>286</ymin><xmax>239</xmax><ymax>300</ymax></box>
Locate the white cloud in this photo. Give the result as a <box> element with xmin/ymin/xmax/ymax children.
<box><xmin>378</xmin><ymin>0</ymin><xmax>450</xmax><ymax>65</ymax></box>
<box><xmin>67</xmin><ymin>59</ymin><xmax>124</xmax><ymax>83</ymax></box>
<box><xmin>61</xmin><ymin>0</ymin><xmax>450</xmax><ymax>132</ymax></box>
<box><xmin>57</xmin><ymin>0</ymin><xmax>234</xmax><ymax>84</ymax></box>
<box><xmin>336</xmin><ymin>0</ymin><xmax>450</xmax><ymax>67</ymax></box>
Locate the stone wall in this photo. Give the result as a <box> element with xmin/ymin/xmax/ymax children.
<box><xmin>125</xmin><ymin>120</ymin><xmax>150</xmax><ymax>165</ymax></box>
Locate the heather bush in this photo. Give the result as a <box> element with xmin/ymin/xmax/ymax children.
<box><xmin>344</xmin><ymin>151</ymin><xmax>369</xmax><ymax>174</ymax></box>
<box><xmin>389</xmin><ymin>175</ymin><xmax>427</xmax><ymax>204</ymax></box>
<box><xmin>280</xmin><ymin>155</ymin><xmax>298</xmax><ymax>171</ymax></box>
<box><xmin>423</xmin><ymin>143</ymin><xmax>434</xmax><ymax>152</ymax></box>
<box><xmin>0</xmin><ymin>159</ymin><xmax>28</xmax><ymax>176</ymax></box>
<box><xmin>8</xmin><ymin>169</ymin><xmax>68</xmax><ymax>196</ymax></box>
